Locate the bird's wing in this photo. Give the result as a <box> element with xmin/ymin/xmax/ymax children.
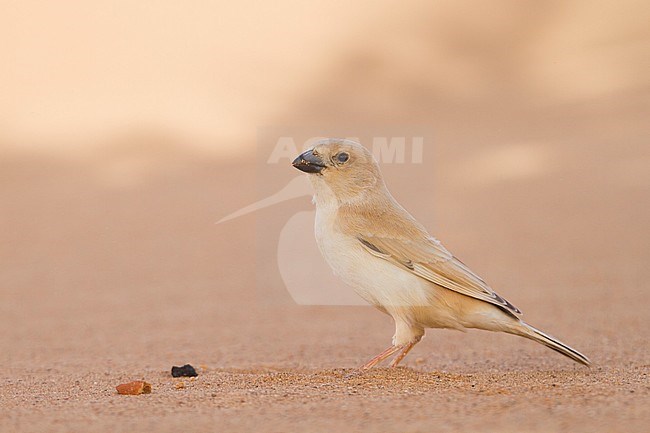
<box><xmin>357</xmin><ymin>234</ymin><xmax>522</xmax><ymax>316</ymax></box>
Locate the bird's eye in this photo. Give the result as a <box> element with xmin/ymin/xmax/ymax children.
<box><xmin>336</xmin><ymin>152</ymin><xmax>349</xmax><ymax>164</ymax></box>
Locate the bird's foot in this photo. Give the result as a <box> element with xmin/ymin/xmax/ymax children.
<box><xmin>388</xmin><ymin>341</ymin><xmax>416</xmax><ymax>368</ymax></box>
<box><xmin>359</xmin><ymin>344</ymin><xmax>406</xmax><ymax>370</ymax></box>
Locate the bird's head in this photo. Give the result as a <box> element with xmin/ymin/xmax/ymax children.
<box><xmin>292</xmin><ymin>138</ymin><xmax>383</xmax><ymax>204</ymax></box>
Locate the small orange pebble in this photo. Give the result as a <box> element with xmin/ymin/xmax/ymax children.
<box><xmin>199</xmin><ymin>364</ymin><xmax>209</xmax><ymax>371</ymax></box>
<box><xmin>116</xmin><ymin>380</ymin><xmax>152</xmax><ymax>395</ymax></box>
<box><xmin>175</xmin><ymin>381</ymin><xmax>185</xmax><ymax>389</ymax></box>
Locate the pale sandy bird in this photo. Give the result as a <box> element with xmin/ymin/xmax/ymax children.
<box><xmin>292</xmin><ymin>138</ymin><xmax>590</xmax><ymax>369</ymax></box>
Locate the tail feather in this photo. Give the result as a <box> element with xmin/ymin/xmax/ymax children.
<box><xmin>514</xmin><ymin>322</ymin><xmax>591</xmax><ymax>366</ymax></box>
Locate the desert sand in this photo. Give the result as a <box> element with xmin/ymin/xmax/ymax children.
<box><xmin>1</xmin><ymin>120</ymin><xmax>648</xmax><ymax>432</ymax></box>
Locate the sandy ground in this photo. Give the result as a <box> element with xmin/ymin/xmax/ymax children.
<box><xmin>1</xmin><ymin>98</ymin><xmax>649</xmax><ymax>432</ymax></box>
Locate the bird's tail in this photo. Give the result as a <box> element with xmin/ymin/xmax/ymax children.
<box><xmin>511</xmin><ymin>321</ymin><xmax>591</xmax><ymax>366</ymax></box>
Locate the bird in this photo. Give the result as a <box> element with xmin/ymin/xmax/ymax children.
<box><xmin>292</xmin><ymin>138</ymin><xmax>591</xmax><ymax>369</ymax></box>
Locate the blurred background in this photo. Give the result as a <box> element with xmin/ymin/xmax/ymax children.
<box><xmin>1</xmin><ymin>0</ymin><xmax>649</xmax><ymax>372</ymax></box>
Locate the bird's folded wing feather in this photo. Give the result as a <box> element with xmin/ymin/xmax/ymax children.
<box><xmin>357</xmin><ymin>235</ymin><xmax>521</xmax><ymax>315</ymax></box>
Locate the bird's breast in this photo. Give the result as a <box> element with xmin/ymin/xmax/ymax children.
<box><xmin>313</xmin><ymin>205</ymin><xmax>432</xmax><ymax>310</ymax></box>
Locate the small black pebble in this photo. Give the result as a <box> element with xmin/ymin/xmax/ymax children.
<box><xmin>171</xmin><ymin>364</ymin><xmax>198</xmax><ymax>377</ymax></box>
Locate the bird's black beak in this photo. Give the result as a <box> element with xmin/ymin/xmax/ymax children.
<box><xmin>292</xmin><ymin>149</ymin><xmax>327</xmax><ymax>174</ymax></box>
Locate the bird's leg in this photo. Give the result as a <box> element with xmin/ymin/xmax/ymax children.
<box><xmin>388</xmin><ymin>341</ymin><xmax>417</xmax><ymax>368</ymax></box>
<box><xmin>359</xmin><ymin>319</ymin><xmax>424</xmax><ymax>370</ymax></box>
<box><xmin>360</xmin><ymin>344</ymin><xmax>405</xmax><ymax>370</ymax></box>
<box><xmin>385</xmin><ymin>319</ymin><xmax>424</xmax><ymax>368</ymax></box>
